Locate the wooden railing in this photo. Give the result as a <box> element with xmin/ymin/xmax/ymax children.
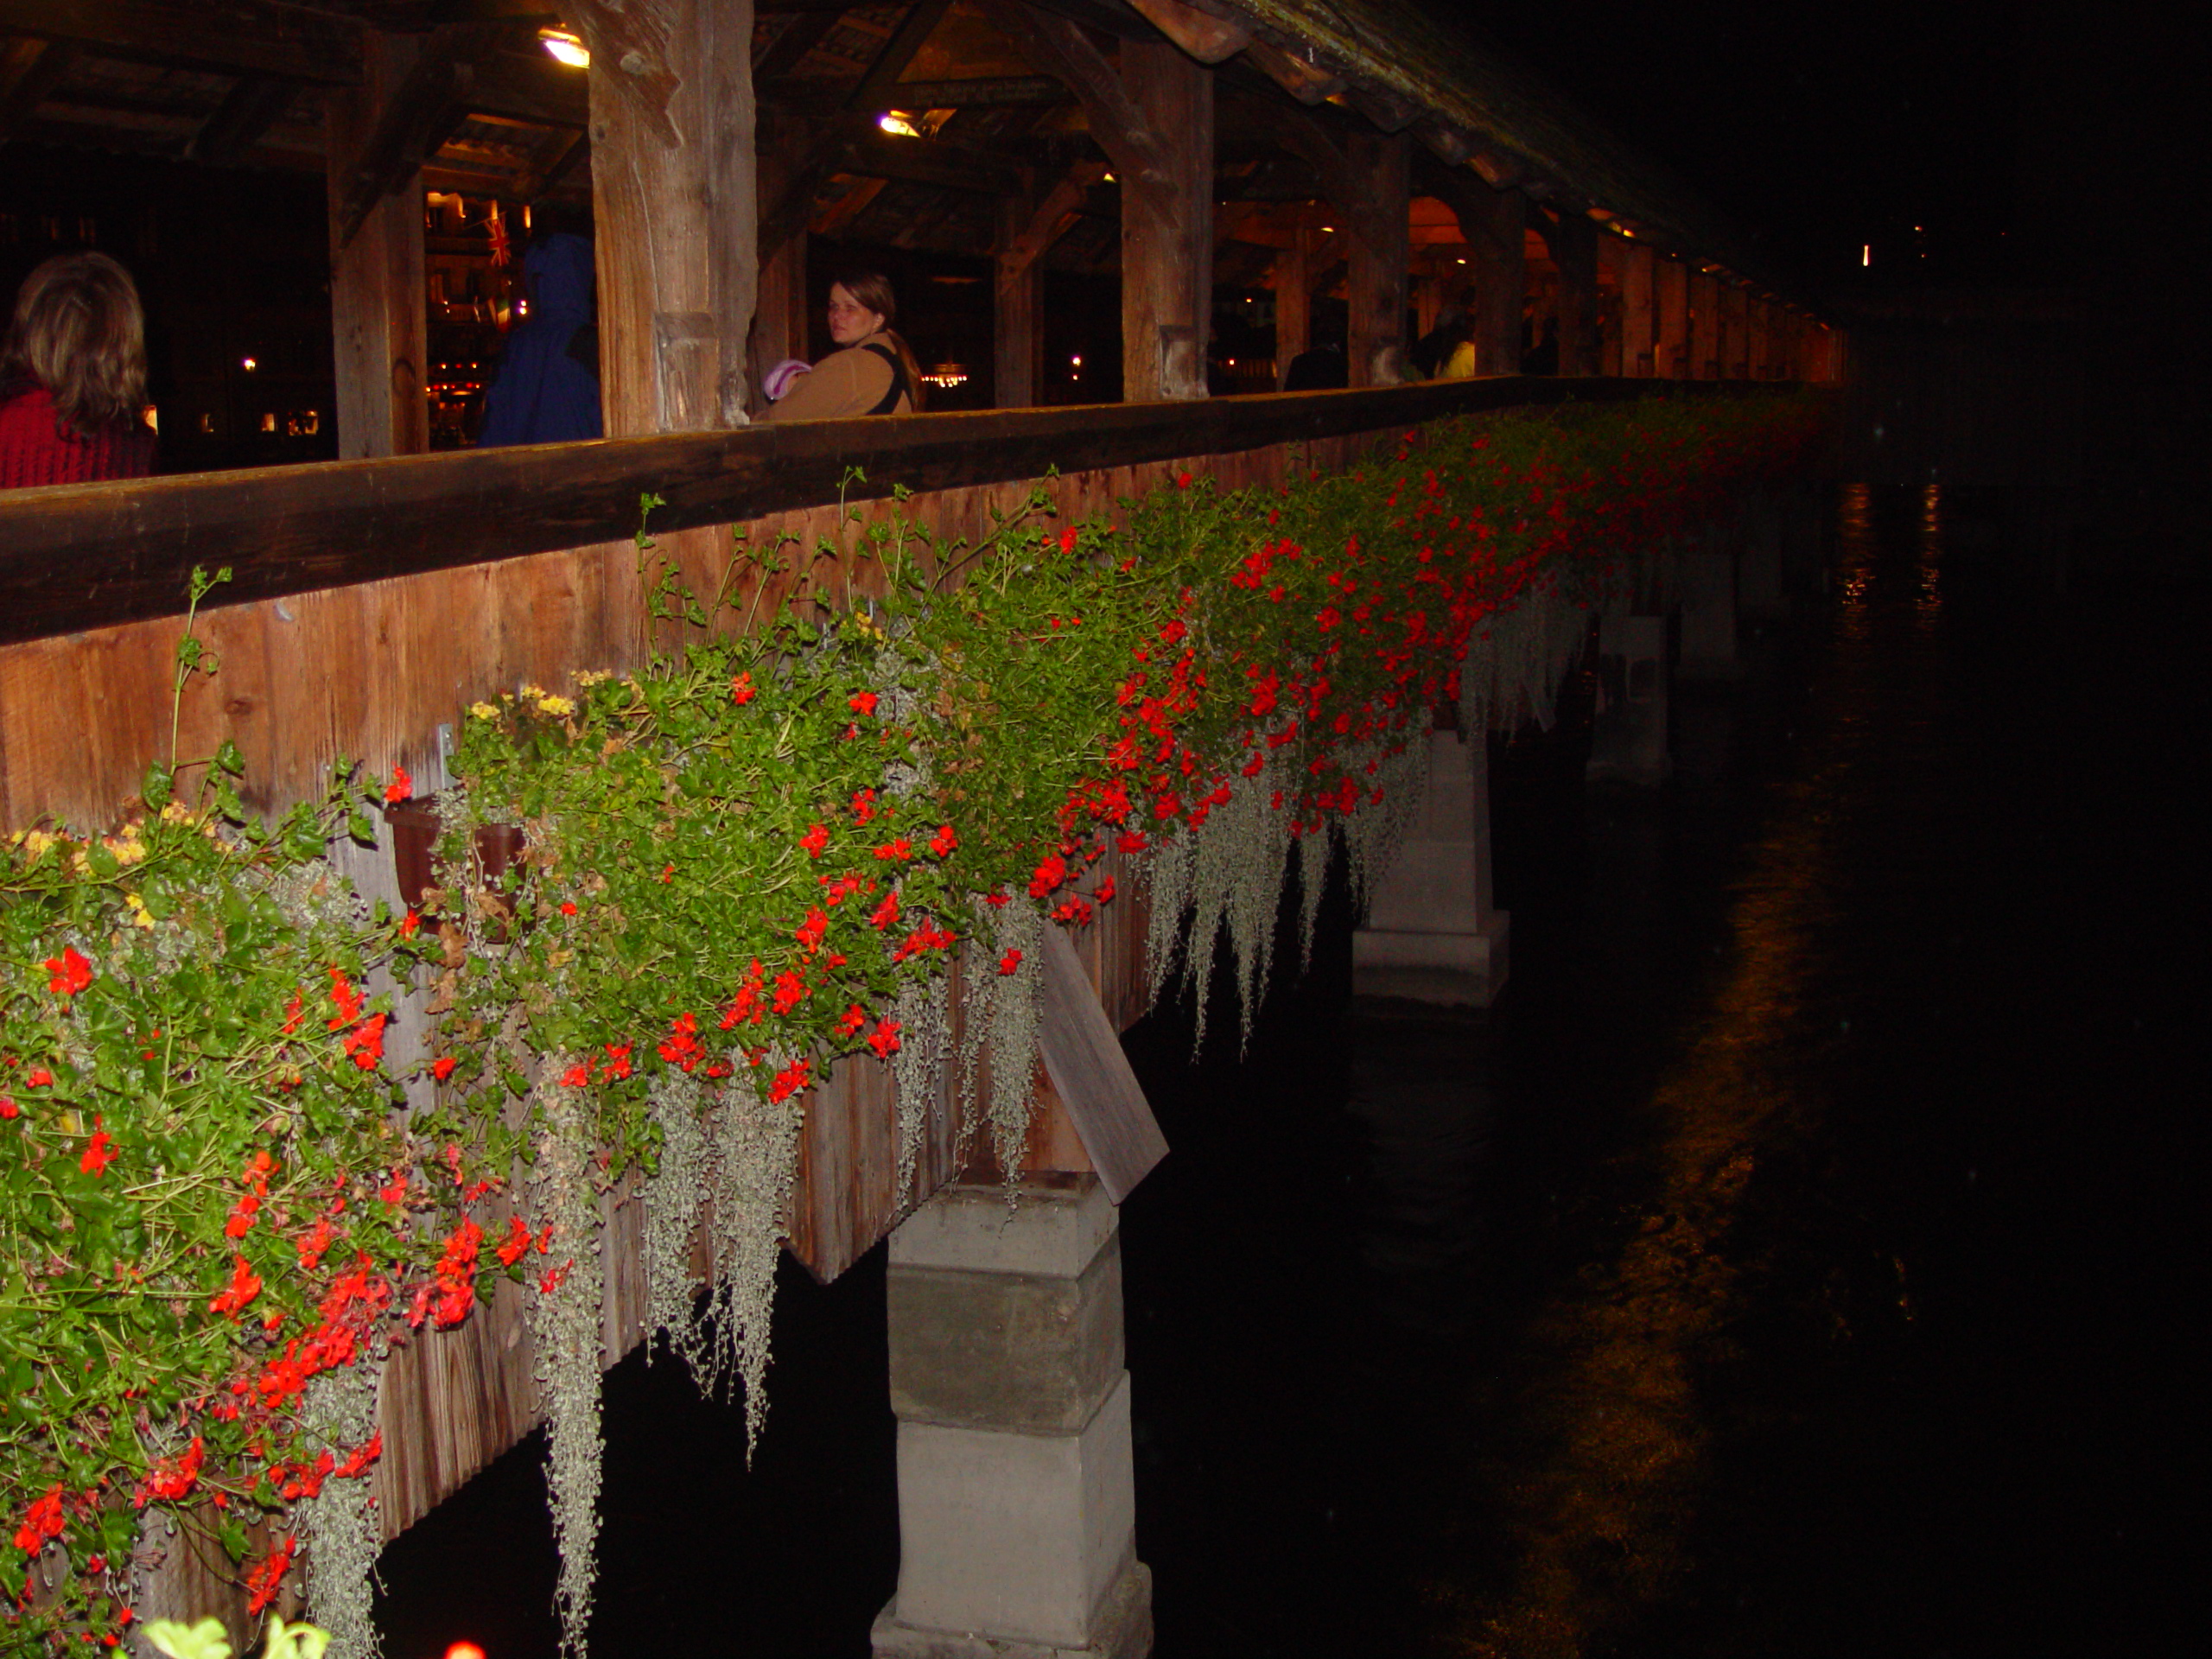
<box><xmin>0</xmin><ymin>376</ymin><xmax>1683</xmax><ymax>646</ymax></box>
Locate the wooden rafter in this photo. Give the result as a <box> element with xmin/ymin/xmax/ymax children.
<box><xmin>1121</xmin><ymin>0</ymin><xmax>1248</xmax><ymax>64</ymax></box>
<box><xmin>871</xmin><ymin>74</ymin><xmax>1065</xmax><ymax>108</ymax></box>
<box><xmin>978</xmin><ymin>0</ymin><xmax>1168</xmax><ymax>188</ymax></box>
<box><xmin>507</xmin><ymin>128</ymin><xmax>589</xmax><ymax>202</ymax></box>
<box><xmin>331</xmin><ymin>24</ymin><xmax>507</xmax><ymax>251</ymax></box>
<box><xmin>3</xmin><ymin>0</ymin><xmax>363</xmax><ymax>86</ymax></box>
<box><xmin>186</xmin><ymin>73</ymin><xmax>296</xmax><ymax>165</ymax></box>
<box><xmin>996</xmin><ymin>157</ymin><xmax>1108</xmax><ymax>294</ymax></box>
<box><xmin>759</xmin><ymin>0</ymin><xmax>955</xmax><ymax>257</ymax></box>
<box><xmin>0</xmin><ymin>36</ymin><xmax>79</xmax><ymax>143</ymax></box>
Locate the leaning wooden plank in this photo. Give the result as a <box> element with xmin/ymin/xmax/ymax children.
<box><xmin>1037</xmin><ymin>924</ymin><xmax>1168</xmax><ymax>1203</ymax></box>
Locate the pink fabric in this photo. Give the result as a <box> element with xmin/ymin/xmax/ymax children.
<box><xmin>0</xmin><ymin>385</ymin><xmax>156</xmax><ymax>488</ymax></box>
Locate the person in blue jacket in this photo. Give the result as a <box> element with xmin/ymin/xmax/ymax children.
<box><xmin>477</xmin><ymin>232</ymin><xmax>601</xmax><ymax>446</ymax></box>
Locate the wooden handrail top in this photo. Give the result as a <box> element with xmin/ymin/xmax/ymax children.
<box><xmin>0</xmin><ymin>376</ymin><xmax>1770</xmax><ymax>649</ymax></box>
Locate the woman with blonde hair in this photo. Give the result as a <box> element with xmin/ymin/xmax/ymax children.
<box><xmin>1</xmin><ymin>251</ymin><xmax>156</xmax><ymax>487</ymax></box>
<box><xmin>763</xmin><ymin>270</ymin><xmax>924</xmax><ymax>421</ymax></box>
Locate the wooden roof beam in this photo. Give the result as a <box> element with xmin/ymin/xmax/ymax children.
<box><xmin>3</xmin><ymin>0</ymin><xmax>363</xmax><ymax>86</ymax></box>
<box><xmin>980</xmin><ymin>0</ymin><xmax>1171</xmax><ymax>189</ymax></box>
<box><xmin>506</xmin><ymin>128</ymin><xmax>589</xmax><ymax>202</ymax></box>
<box><xmin>760</xmin><ymin>0</ymin><xmax>954</xmax><ymax>257</ymax></box>
<box><xmin>463</xmin><ymin>47</ymin><xmax>589</xmax><ymax>128</ymax></box>
<box><xmin>1240</xmin><ymin>33</ymin><xmax>1341</xmax><ymax>105</ymax></box>
<box><xmin>0</xmin><ymin>36</ymin><xmax>79</xmax><ymax>144</ymax></box>
<box><xmin>872</xmin><ymin>74</ymin><xmax>1067</xmax><ymax>109</ymax></box>
<box><xmin>185</xmin><ymin>73</ymin><xmax>296</xmax><ymax>166</ymax></box>
<box><xmin>1121</xmin><ymin>0</ymin><xmax>1249</xmax><ymax>64</ymax></box>
<box><xmin>332</xmin><ymin>25</ymin><xmax>507</xmax><ymax>251</ymax></box>
<box><xmin>998</xmin><ymin>157</ymin><xmax>1109</xmax><ymax>294</ymax></box>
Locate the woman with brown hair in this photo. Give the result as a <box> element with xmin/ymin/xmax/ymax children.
<box><xmin>0</xmin><ymin>251</ymin><xmax>156</xmax><ymax>487</ymax></box>
<box><xmin>764</xmin><ymin>270</ymin><xmax>924</xmax><ymax>422</ymax></box>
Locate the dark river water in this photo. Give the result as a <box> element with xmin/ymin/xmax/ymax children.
<box><xmin>377</xmin><ymin>483</ymin><xmax>2206</xmax><ymax>1657</ymax></box>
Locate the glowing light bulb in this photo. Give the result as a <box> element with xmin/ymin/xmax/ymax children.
<box><xmin>539</xmin><ymin>29</ymin><xmax>588</xmax><ymax>67</ymax></box>
<box><xmin>878</xmin><ymin>111</ymin><xmax>922</xmax><ymax>137</ymax></box>
<box><xmin>444</xmin><ymin>1643</ymin><xmax>487</xmax><ymax>1659</ymax></box>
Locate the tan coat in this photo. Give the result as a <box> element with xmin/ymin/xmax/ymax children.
<box><xmin>764</xmin><ymin>333</ymin><xmax>914</xmax><ymax>421</ymax></box>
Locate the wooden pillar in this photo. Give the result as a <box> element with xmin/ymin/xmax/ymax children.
<box><xmin>1548</xmin><ymin>209</ymin><xmax>1599</xmax><ymax>377</ymax></box>
<box><xmin>1747</xmin><ymin>298</ymin><xmax>1772</xmax><ymax>380</ymax></box>
<box><xmin>1596</xmin><ymin>235</ymin><xmax>1623</xmax><ymax>375</ymax></box>
<box><xmin>1689</xmin><ymin>270</ymin><xmax>1720</xmax><ymax>378</ymax></box>
<box><xmin>995</xmin><ymin>181</ymin><xmax>1045</xmax><ymax>408</ymax></box>
<box><xmin>1345</xmin><ymin>130</ymin><xmax>1409</xmax><ymax>386</ymax></box>
<box><xmin>1274</xmin><ymin>226</ymin><xmax>1310</xmax><ymax>387</ymax></box>
<box><xmin>1655</xmin><ymin>255</ymin><xmax>1688</xmax><ymax>378</ymax></box>
<box><xmin>1119</xmin><ymin>43</ymin><xmax>1212</xmax><ymax>402</ymax></box>
<box><xmin>1435</xmin><ymin>176</ymin><xmax>1520</xmax><ymax>378</ymax></box>
<box><xmin>1722</xmin><ymin>283</ymin><xmax>1749</xmax><ymax>378</ymax></box>
<box><xmin>1620</xmin><ymin>240</ymin><xmax>1656</xmax><ymax>377</ymax></box>
<box><xmin>580</xmin><ymin>0</ymin><xmax>757</xmax><ymax>436</ymax></box>
<box><xmin>1414</xmin><ymin>261</ymin><xmax>1442</xmax><ymax>339</ymax></box>
<box><xmin>750</xmin><ymin>123</ymin><xmax>810</xmax><ymax>415</ymax></box>
<box><xmin>327</xmin><ymin>31</ymin><xmax>428</xmax><ymax>460</ymax></box>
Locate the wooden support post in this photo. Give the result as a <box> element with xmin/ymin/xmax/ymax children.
<box><xmin>1118</xmin><ymin>41</ymin><xmax>1213</xmax><ymax>402</ymax></box>
<box><xmin>1596</xmin><ymin>234</ymin><xmax>1623</xmax><ymax>375</ymax></box>
<box><xmin>1273</xmin><ymin>226</ymin><xmax>1310</xmax><ymax>387</ymax></box>
<box><xmin>995</xmin><ymin>178</ymin><xmax>1045</xmax><ymax>408</ymax></box>
<box><xmin>750</xmin><ymin>124</ymin><xmax>810</xmax><ymax>416</ymax></box>
<box><xmin>988</xmin><ymin>4</ymin><xmax>1211</xmax><ymax>403</ymax></box>
<box><xmin>1344</xmin><ymin>130</ymin><xmax>1408</xmax><ymax>386</ymax></box>
<box><xmin>1620</xmin><ymin>240</ymin><xmax>1656</xmax><ymax>377</ymax></box>
<box><xmin>1427</xmin><ymin>167</ymin><xmax>1520</xmax><ymax>377</ymax></box>
<box><xmin>578</xmin><ymin>0</ymin><xmax>757</xmax><ymax>435</ymax></box>
<box><xmin>1747</xmin><ymin>297</ymin><xmax>1771</xmax><ymax>380</ymax></box>
<box><xmin>327</xmin><ymin>29</ymin><xmax>428</xmax><ymax>460</ymax></box>
<box><xmin>1688</xmin><ymin>270</ymin><xmax>1720</xmax><ymax>378</ymax></box>
<box><xmin>1655</xmin><ymin>255</ymin><xmax>1688</xmax><ymax>378</ymax></box>
<box><xmin>1548</xmin><ymin>208</ymin><xmax>1599</xmax><ymax>377</ymax></box>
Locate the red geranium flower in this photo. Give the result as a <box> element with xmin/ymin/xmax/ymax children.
<box><xmin>799</xmin><ymin>822</ymin><xmax>830</xmax><ymax>858</ymax></box>
<box><xmin>44</xmin><ymin>944</ymin><xmax>92</xmax><ymax>997</ymax></box>
<box><xmin>385</xmin><ymin>765</ymin><xmax>411</xmax><ymax>804</ymax></box>
<box><xmin>929</xmin><ymin>823</ymin><xmax>957</xmax><ymax>857</ymax></box>
<box><xmin>79</xmin><ymin>1117</ymin><xmax>116</xmax><ymax>1176</ymax></box>
<box><xmin>849</xmin><ymin>690</ymin><xmax>879</xmax><ymax>716</ymax></box>
<box><xmin>996</xmin><ymin>949</ymin><xmax>1023</xmax><ymax>976</ymax></box>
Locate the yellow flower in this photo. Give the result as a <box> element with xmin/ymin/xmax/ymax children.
<box><xmin>160</xmin><ymin>803</ymin><xmax>200</xmax><ymax>826</ymax></box>
<box><xmin>536</xmin><ymin>694</ymin><xmax>576</xmax><ymax>717</ymax></box>
<box><xmin>468</xmin><ymin>701</ymin><xmax>501</xmax><ymax>721</ymax></box>
<box><xmin>124</xmin><ymin>892</ymin><xmax>156</xmax><ymax>929</ymax></box>
<box><xmin>21</xmin><ymin>829</ymin><xmax>54</xmax><ymax>859</ymax></box>
<box><xmin>519</xmin><ymin>683</ymin><xmax>546</xmax><ymax>701</ymax></box>
<box><xmin>572</xmin><ymin>668</ymin><xmax>611</xmax><ymax>687</ymax></box>
<box><xmin>104</xmin><ymin>833</ymin><xmax>148</xmax><ymax>868</ymax></box>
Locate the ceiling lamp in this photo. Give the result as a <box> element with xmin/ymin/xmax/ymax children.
<box><xmin>879</xmin><ymin>111</ymin><xmax>923</xmax><ymax>137</ymax></box>
<box><xmin>539</xmin><ymin>28</ymin><xmax>589</xmax><ymax>68</ymax></box>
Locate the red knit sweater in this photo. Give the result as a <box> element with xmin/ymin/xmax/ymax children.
<box><xmin>0</xmin><ymin>384</ymin><xmax>156</xmax><ymax>489</ymax></box>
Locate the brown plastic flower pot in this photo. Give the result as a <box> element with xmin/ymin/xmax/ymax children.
<box><xmin>385</xmin><ymin>804</ymin><xmax>528</xmax><ymax>940</ymax></box>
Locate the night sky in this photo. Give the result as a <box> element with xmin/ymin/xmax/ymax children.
<box><xmin>1448</xmin><ymin>0</ymin><xmax>2032</xmax><ymax>287</ymax></box>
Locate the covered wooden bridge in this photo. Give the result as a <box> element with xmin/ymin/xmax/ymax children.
<box><xmin>2</xmin><ymin>4</ymin><xmax>1835</xmax><ymax>1656</ymax></box>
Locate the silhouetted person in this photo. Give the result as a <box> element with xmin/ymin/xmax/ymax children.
<box><xmin>1282</xmin><ymin>340</ymin><xmax>1347</xmax><ymax>391</ymax></box>
<box><xmin>1</xmin><ymin>251</ymin><xmax>156</xmax><ymax>487</ymax></box>
<box><xmin>478</xmin><ymin>233</ymin><xmax>601</xmax><ymax>446</ymax></box>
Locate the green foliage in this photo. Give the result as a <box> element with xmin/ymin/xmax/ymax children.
<box><xmin>0</xmin><ymin>392</ymin><xmax>1822</xmax><ymax>1654</ymax></box>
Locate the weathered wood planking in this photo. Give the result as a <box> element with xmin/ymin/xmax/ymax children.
<box><xmin>0</xmin><ymin>378</ymin><xmax>1700</xmax><ymax>650</ymax></box>
<box><xmin>1037</xmin><ymin>922</ymin><xmax>1167</xmax><ymax>1203</ymax></box>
